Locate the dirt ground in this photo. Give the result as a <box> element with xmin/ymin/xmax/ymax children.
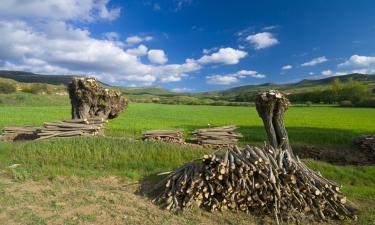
<box><xmin>0</xmin><ymin>174</ymin><xmax>371</xmax><ymax>225</ymax></box>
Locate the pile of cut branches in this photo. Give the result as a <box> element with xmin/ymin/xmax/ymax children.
<box><xmin>142</xmin><ymin>130</ymin><xmax>184</xmax><ymax>144</ymax></box>
<box><xmin>0</xmin><ymin>118</ymin><xmax>106</xmax><ymax>141</ymax></box>
<box><xmin>153</xmin><ymin>145</ymin><xmax>357</xmax><ymax>223</ymax></box>
<box><xmin>153</xmin><ymin>90</ymin><xmax>358</xmax><ymax>224</ymax></box>
<box><xmin>353</xmin><ymin>134</ymin><xmax>375</xmax><ymax>153</ymax></box>
<box><xmin>192</xmin><ymin>125</ymin><xmax>242</xmax><ymax>148</ymax></box>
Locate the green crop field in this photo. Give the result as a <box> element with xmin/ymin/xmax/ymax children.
<box><xmin>1</xmin><ymin>103</ymin><xmax>375</xmax><ymax>224</ymax></box>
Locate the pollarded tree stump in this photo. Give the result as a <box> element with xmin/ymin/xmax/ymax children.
<box><xmin>68</xmin><ymin>77</ymin><xmax>127</xmax><ymax>120</ymax></box>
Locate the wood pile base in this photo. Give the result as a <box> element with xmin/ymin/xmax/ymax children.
<box><xmin>192</xmin><ymin>125</ymin><xmax>242</xmax><ymax>149</ymax></box>
<box><xmin>142</xmin><ymin>130</ymin><xmax>184</xmax><ymax>144</ymax></box>
<box><xmin>153</xmin><ymin>145</ymin><xmax>358</xmax><ymax>224</ymax></box>
<box><xmin>0</xmin><ymin>118</ymin><xmax>106</xmax><ymax>141</ymax></box>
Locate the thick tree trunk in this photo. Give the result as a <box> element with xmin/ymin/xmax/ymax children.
<box><xmin>68</xmin><ymin>77</ymin><xmax>127</xmax><ymax>120</ymax></box>
<box><xmin>255</xmin><ymin>90</ymin><xmax>292</xmax><ymax>155</ymax></box>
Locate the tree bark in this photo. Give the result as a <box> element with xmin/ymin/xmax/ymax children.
<box><xmin>255</xmin><ymin>90</ymin><xmax>292</xmax><ymax>155</ymax></box>
<box><xmin>68</xmin><ymin>77</ymin><xmax>127</xmax><ymax>120</ymax></box>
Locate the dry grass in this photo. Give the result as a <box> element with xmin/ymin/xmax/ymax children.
<box><xmin>0</xmin><ymin>174</ymin><xmax>374</xmax><ymax>225</ymax></box>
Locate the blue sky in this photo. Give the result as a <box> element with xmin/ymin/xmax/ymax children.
<box><xmin>0</xmin><ymin>0</ymin><xmax>375</xmax><ymax>92</ymax></box>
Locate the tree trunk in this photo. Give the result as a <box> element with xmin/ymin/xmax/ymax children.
<box><xmin>255</xmin><ymin>90</ymin><xmax>292</xmax><ymax>155</ymax></box>
<box><xmin>68</xmin><ymin>77</ymin><xmax>127</xmax><ymax>120</ymax></box>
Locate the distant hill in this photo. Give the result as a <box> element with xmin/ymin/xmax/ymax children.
<box><xmin>0</xmin><ymin>70</ymin><xmax>79</xmax><ymax>85</ymax></box>
<box><xmin>1</xmin><ymin>70</ymin><xmax>374</xmax><ymax>100</ymax></box>
<box><xmin>214</xmin><ymin>73</ymin><xmax>375</xmax><ymax>100</ymax></box>
<box><xmin>116</xmin><ymin>86</ymin><xmax>176</xmax><ymax>96</ymax></box>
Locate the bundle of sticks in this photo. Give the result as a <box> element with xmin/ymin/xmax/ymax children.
<box><xmin>142</xmin><ymin>130</ymin><xmax>184</xmax><ymax>144</ymax></box>
<box><xmin>35</xmin><ymin>118</ymin><xmax>106</xmax><ymax>140</ymax></box>
<box><xmin>152</xmin><ymin>145</ymin><xmax>357</xmax><ymax>224</ymax></box>
<box><xmin>353</xmin><ymin>135</ymin><xmax>375</xmax><ymax>153</ymax></box>
<box><xmin>0</xmin><ymin>118</ymin><xmax>106</xmax><ymax>141</ymax></box>
<box><xmin>0</xmin><ymin>126</ymin><xmax>39</xmax><ymax>141</ymax></box>
<box><xmin>192</xmin><ymin>125</ymin><xmax>243</xmax><ymax>149</ymax></box>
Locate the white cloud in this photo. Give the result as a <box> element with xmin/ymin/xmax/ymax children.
<box><xmin>206</xmin><ymin>70</ymin><xmax>265</xmax><ymax>85</ymax></box>
<box><xmin>0</xmin><ymin>1</ymin><xmax>248</xmax><ymax>86</ymax></box>
<box><xmin>206</xmin><ymin>75</ymin><xmax>239</xmax><ymax>85</ymax></box>
<box><xmin>148</xmin><ymin>49</ymin><xmax>168</xmax><ymax>65</ymax></box>
<box><xmin>338</xmin><ymin>55</ymin><xmax>375</xmax><ymax>69</ymax></box>
<box><xmin>282</xmin><ymin>65</ymin><xmax>293</xmax><ymax>70</ymax></box>
<box><xmin>334</xmin><ymin>55</ymin><xmax>375</xmax><ymax>75</ymax></box>
<box><xmin>0</xmin><ymin>20</ymin><xmax>189</xmax><ymax>85</ymax></box>
<box><xmin>301</xmin><ymin>56</ymin><xmax>328</xmax><ymax>67</ymax></box>
<box><xmin>235</xmin><ymin>70</ymin><xmax>265</xmax><ymax>78</ymax></box>
<box><xmin>105</xmin><ymin>32</ymin><xmax>119</xmax><ymax>41</ymax></box>
<box><xmin>126</xmin><ymin>36</ymin><xmax>142</xmax><ymax>44</ymax></box>
<box><xmin>202</xmin><ymin>47</ymin><xmax>218</xmax><ymax>55</ymax></box>
<box><xmin>126</xmin><ymin>35</ymin><xmax>153</xmax><ymax>44</ymax></box>
<box><xmin>198</xmin><ymin>47</ymin><xmax>247</xmax><ymax>65</ymax></box>
<box><xmin>0</xmin><ymin>0</ymin><xmax>121</xmax><ymax>21</ymax></box>
<box><xmin>171</xmin><ymin>87</ymin><xmax>193</xmax><ymax>93</ymax></box>
<box><xmin>263</xmin><ymin>25</ymin><xmax>278</xmax><ymax>31</ymax></box>
<box><xmin>126</xmin><ymin>45</ymin><xmax>148</xmax><ymax>56</ymax></box>
<box><xmin>246</xmin><ymin>32</ymin><xmax>278</xmax><ymax>49</ymax></box>
<box><xmin>322</xmin><ymin>70</ymin><xmax>333</xmax><ymax>76</ymax></box>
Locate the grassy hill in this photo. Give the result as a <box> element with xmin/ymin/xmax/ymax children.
<box><xmin>1</xmin><ymin>70</ymin><xmax>374</xmax><ymax>106</ymax></box>
<box><xmin>0</xmin><ymin>70</ymin><xmax>80</xmax><ymax>85</ymax></box>
<box><xmin>210</xmin><ymin>73</ymin><xmax>375</xmax><ymax>101</ymax></box>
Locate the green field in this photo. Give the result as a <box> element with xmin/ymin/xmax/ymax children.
<box><xmin>1</xmin><ymin>103</ymin><xmax>375</xmax><ymax>224</ymax></box>
<box><xmin>1</xmin><ymin>103</ymin><xmax>374</xmax><ymax>147</ymax></box>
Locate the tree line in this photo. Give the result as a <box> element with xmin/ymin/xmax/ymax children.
<box><xmin>288</xmin><ymin>78</ymin><xmax>374</xmax><ymax>106</ymax></box>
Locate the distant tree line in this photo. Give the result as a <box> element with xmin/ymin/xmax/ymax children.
<box><xmin>288</xmin><ymin>78</ymin><xmax>373</xmax><ymax>107</ymax></box>
<box><xmin>0</xmin><ymin>80</ymin><xmax>64</xmax><ymax>95</ymax></box>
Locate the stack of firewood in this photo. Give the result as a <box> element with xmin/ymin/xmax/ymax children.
<box><xmin>35</xmin><ymin>118</ymin><xmax>106</xmax><ymax>140</ymax></box>
<box><xmin>192</xmin><ymin>125</ymin><xmax>242</xmax><ymax>148</ymax></box>
<box><xmin>0</xmin><ymin>118</ymin><xmax>106</xmax><ymax>141</ymax></box>
<box><xmin>353</xmin><ymin>135</ymin><xmax>375</xmax><ymax>153</ymax></box>
<box><xmin>0</xmin><ymin>126</ymin><xmax>39</xmax><ymax>141</ymax></box>
<box><xmin>142</xmin><ymin>130</ymin><xmax>184</xmax><ymax>143</ymax></box>
<box><xmin>152</xmin><ymin>145</ymin><xmax>357</xmax><ymax>223</ymax></box>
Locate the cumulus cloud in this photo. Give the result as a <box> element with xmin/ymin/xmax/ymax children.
<box><xmin>206</xmin><ymin>70</ymin><xmax>265</xmax><ymax>85</ymax></box>
<box><xmin>246</xmin><ymin>32</ymin><xmax>278</xmax><ymax>49</ymax></box>
<box><xmin>0</xmin><ymin>1</ymin><xmax>248</xmax><ymax>86</ymax></box>
<box><xmin>126</xmin><ymin>45</ymin><xmax>148</xmax><ymax>56</ymax></box>
<box><xmin>338</xmin><ymin>55</ymin><xmax>375</xmax><ymax>69</ymax></box>
<box><xmin>198</xmin><ymin>48</ymin><xmax>247</xmax><ymax>65</ymax></box>
<box><xmin>0</xmin><ymin>0</ymin><xmax>121</xmax><ymax>21</ymax></box>
<box><xmin>126</xmin><ymin>35</ymin><xmax>153</xmax><ymax>44</ymax></box>
<box><xmin>282</xmin><ymin>65</ymin><xmax>293</xmax><ymax>70</ymax></box>
<box><xmin>321</xmin><ymin>70</ymin><xmax>333</xmax><ymax>76</ymax></box>
<box><xmin>171</xmin><ymin>87</ymin><xmax>194</xmax><ymax>93</ymax></box>
<box><xmin>333</xmin><ymin>55</ymin><xmax>375</xmax><ymax>75</ymax></box>
<box><xmin>206</xmin><ymin>75</ymin><xmax>239</xmax><ymax>85</ymax></box>
<box><xmin>148</xmin><ymin>49</ymin><xmax>168</xmax><ymax>64</ymax></box>
<box><xmin>301</xmin><ymin>56</ymin><xmax>328</xmax><ymax>67</ymax></box>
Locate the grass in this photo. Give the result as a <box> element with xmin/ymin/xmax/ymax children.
<box><xmin>1</xmin><ymin>102</ymin><xmax>375</xmax><ymax>224</ymax></box>
<box><xmin>2</xmin><ymin>137</ymin><xmax>210</xmax><ymax>180</ymax></box>
<box><xmin>1</xmin><ymin>103</ymin><xmax>374</xmax><ymax>148</ymax></box>
<box><xmin>0</xmin><ymin>92</ymin><xmax>68</xmax><ymax>107</ymax></box>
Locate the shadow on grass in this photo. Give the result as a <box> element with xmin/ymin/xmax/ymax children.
<box><xmin>136</xmin><ymin>172</ymin><xmax>167</xmax><ymax>200</ymax></box>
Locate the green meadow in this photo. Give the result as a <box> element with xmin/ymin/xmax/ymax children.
<box><xmin>0</xmin><ymin>102</ymin><xmax>375</xmax><ymax>224</ymax></box>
